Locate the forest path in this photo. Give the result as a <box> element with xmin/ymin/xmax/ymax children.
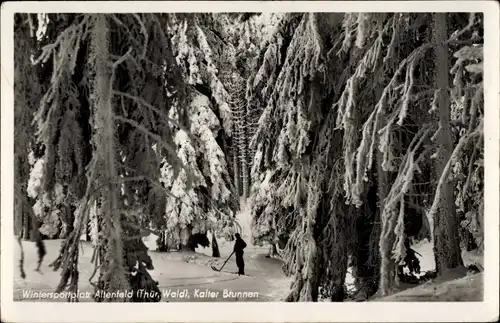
<box><xmin>13</xmin><ymin>239</ymin><xmax>291</xmax><ymax>302</ymax></box>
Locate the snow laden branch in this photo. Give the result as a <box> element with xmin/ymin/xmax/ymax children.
<box><xmin>334</xmin><ymin>12</ymin><xmax>433</xmax><ymax>207</ymax></box>
<box><xmin>427</xmin><ymin>120</ymin><xmax>483</xmax><ymax>229</ymax></box>
<box><xmin>112</xmin><ymin>90</ymin><xmax>191</xmax><ymax>135</ymax></box>
<box><xmin>113</xmin><ymin>114</ymin><xmax>188</xmax><ymax>172</ymax></box>
<box><xmin>170</xmin><ymin>16</ymin><xmax>234</xmax><ymax>135</ymax></box>
<box><xmin>378</xmin><ymin>125</ymin><xmax>432</xmax><ymax>296</ymax></box>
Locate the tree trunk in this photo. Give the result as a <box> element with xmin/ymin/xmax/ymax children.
<box><xmin>14</xmin><ymin>187</ymin><xmax>32</xmax><ymax>240</ymax></box>
<box><xmin>22</xmin><ymin>199</ymin><xmax>34</xmax><ymax>241</ymax></box>
<box><xmin>432</xmin><ymin>13</ymin><xmax>463</xmax><ymax>274</ymax></box>
<box><xmin>268</xmin><ymin>243</ymin><xmax>279</xmax><ymax>258</ymax></box>
<box><xmin>20</xmin><ymin>201</ymin><xmax>31</xmax><ymax>240</ymax></box>
<box><xmin>14</xmin><ymin>194</ymin><xmax>21</xmax><ymax>237</ymax></box>
<box><xmin>246</xmin><ymin>107</ymin><xmax>258</xmax><ymax>188</ymax></box>
<box><xmin>328</xmin><ymin>209</ymin><xmax>350</xmax><ymax>302</ymax></box>
<box><xmin>85</xmin><ymin>219</ymin><xmax>91</xmax><ymax>242</ymax></box>
<box><xmin>230</xmin><ymin>77</ymin><xmax>250</xmax><ymax>199</ymax></box>
<box><xmin>377</xmin><ymin>176</ymin><xmax>397</xmax><ymax>294</ymax></box>
<box><xmin>239</xmin><ymin>126</ymin><xmax>250</xmax><ymax>199</ymax></box>
<box><xmin>377</xmin><ymin>90</ymin><xmax>397</xmax><ymax>296</ymax></box>
<box><xmin>285</xmin><ymin>208</ymin><xmax>322</xmax><ymax>302</ymax></box>
<box><xmin>156</xmin><ymin>232</ymin><xmax>169</xmax><ymax>252</ymax></box>
<box><xmin>92</xmin><ymin>14</ymin><xmax>130</xmax><ymax>301</ymax></box>
<box><xmin>212</xmin><ymin>233</ymin><xmax>220</xmax><ymax>258</ymax></box>
<box><xmin>61</xmin><ymin>204</ymin><xmax>75</xmax><ymax>239</ymax></box>
<box><xmin>353</xmin><ymin>183</ymin><xmax>380</xmax><ymax>300</ymax></box>
<box><xmin>237</xmin><ymin>120</ymin><xmax>249</xmax><ymax>199</ymax></box>
<box><xmin>232</xmin><ymin>128</ymin><xmax>241</xmax><ymax>197</ymax></box>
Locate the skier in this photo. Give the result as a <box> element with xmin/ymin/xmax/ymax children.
<box><xmin>233</xmin><ymin>233</ymin><xmax>247</xmax><ymax>275</ymax></box>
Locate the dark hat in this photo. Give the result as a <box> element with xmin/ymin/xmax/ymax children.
<box><xmin>234</xmin><ymin>233</ymin><xmax>241</xmax><ymax>238</ymax></box>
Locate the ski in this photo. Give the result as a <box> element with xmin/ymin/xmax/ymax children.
<box><xmin>219</xmin><ymin>270</ymin><xmax>251</xmax><ymax>277</ymax></box>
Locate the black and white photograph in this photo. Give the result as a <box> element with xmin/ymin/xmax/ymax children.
<box><xmin>1</xmin><ymin>1</ymin><xmax>499</xmax><ymax>322</ymax></box>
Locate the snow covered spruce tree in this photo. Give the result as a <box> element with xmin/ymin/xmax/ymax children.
<box><xmin>18</xmin><ymin>13</ymin><xmax>189</xmax><ymax>302</ymax></box>
<box><xmin>325</xmin><ymin>12</ymin><xmax>482</xmax><ymax>298</ymax></box>
<box><xmin>221</xmin><ymin>13</ymin><xmax>262</xmax><ymax>199</ymax></box>
<box><xmin>15</xmin><ymin>14</ymin><xmax>87</xmax><ymax>243</ymax></box>
<box><xmin>167</xmin><ymin>13</ymin><xmax>262</xmax><ymax>203</ymax></box>
<box><xmin>14</xmin><ymin>14</ymin><xmax>44</xmax><ymax>242</ymax></box>
<box><xmin>339</xmin><ymin>13</ymin><xmax>484</xmax><ymax>295</ymax></box>
<box><xmin>153</xmin><ymin>13</ymin><xmax>241</xmax><ymax>253</ymax></box>
<box><xmin>427</xmin><ymin>12</ymin><xmax>484</xmax><ymax>273</ymax></box>
<box><xmin>332</xmin><ymin>12</ymin><xmax>438</xmax><ymax>297</ymax></box>
<box><xmin>14</xmin><ymin>14</ymin><xmax>50</xmax><ymax>279</ymax></box>
<box><xmin>156</xmin><ymin>92</ymin><xmax>237</xmax><ymax>255</ymax></box>
<box><xmin>247</xmin><ymin>12</ymin><xmax>484</xmax><ymax>301</ymax></box>
<box><xmin>447</xmin><ymin>15</ymin><xmax>484</xmax><ymax>254</ymax></box>
<box><xmin>249</xmin><ymin>13</ymin><xmax>360</xmax><ymax>301</ymax></box>
<box><xmin>247</xmin><ymin>13</ymin><xmax>304</xmax><ymax>252</ymax></box>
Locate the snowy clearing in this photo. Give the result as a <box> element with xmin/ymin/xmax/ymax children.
<box><xmin>14</xmin><ymin>239</ymin><xmax>291</xmax><ymax>302</ymax></box>
<box><xmin>376</xmin><ymin>270</ymin><xmax>483</xmax><ymax>302</ymax></box>
<box><xmin>14</xmin><ymin>236</ymin><xmax>482</xmax><ymax>303</ymax></box>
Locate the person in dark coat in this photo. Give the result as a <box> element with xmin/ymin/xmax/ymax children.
<box><xmin>233</xmin><ymin>233</ymin><xmax>247</xmax><ymax>275</ymax></box>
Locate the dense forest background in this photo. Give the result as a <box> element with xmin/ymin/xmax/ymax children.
<box><xmin>14</xmin><ymin>12</ymin><xmax>484</xmax><ymax>302</ymax></box>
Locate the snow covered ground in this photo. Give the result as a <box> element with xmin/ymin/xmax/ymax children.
<box><xmin>13</xmin><ymin>236</ymin><xmax>483</xmax><ymax>302</ymax></box>
<box><xmin>13</xmin><ymin>202</ymin><xmax>483</xmax><ymax>303</ymax></box>
<box><xmin>404</xmin><ymin>238</ymin><xmax>484</xmax><ymax>276</ymax></box>
<box><xmin>371</xmin><ymin>239</ymin><xmax>484</xmax><ymax>301</ymax></box>
<box><xmin>377</xmin><ymin>270</ymin><xmax>483</xmax><ymax>302</ymax></box>
<box><xmin>13</xmin><ymin>237</ymin><xmax>291</xmax><ymax>302</ymax></box>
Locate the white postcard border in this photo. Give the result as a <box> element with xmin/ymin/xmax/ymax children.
<box><xmin>1</xmin><ymin>2</ymin><xmax>498</xmax><ymax>322</ymax></box>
